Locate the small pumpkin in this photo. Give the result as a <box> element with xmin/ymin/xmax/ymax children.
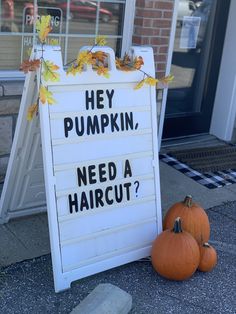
<box><xmin>151</xmin><ymin>217</ymin><xmax>200</xmax><ymax>281</ymax></box>
<box><xmin>198</xmin><ymin>243</ymin><xmax>217</xmax><ymax>272</ymax></box>
<box><xmin>163</xmin><ymin>195</ymin><xmax>210</xmax><ymax>245</ymax></box>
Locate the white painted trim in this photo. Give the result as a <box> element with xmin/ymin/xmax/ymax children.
<box><xmin>158</xmin><ymin>0</ymin><xmax>179</xmax><ymax>149</ymax></box>
<box><xmin>210</xmin><ymin>0</ymin><xmax>236</xmax><ymax>141</ymax></box>
<box><xmin>121</xmin><ymin>0</ymin><xmax>136</xmax><ymax>57</ymax></box>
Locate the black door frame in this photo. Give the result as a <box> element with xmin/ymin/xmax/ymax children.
<box><xmin>163</xmin><ymin>0</ymin><xmax>231</xmax><ymax>139</ymax></box>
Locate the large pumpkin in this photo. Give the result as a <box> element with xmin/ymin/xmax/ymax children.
<box><xmin>198</xmin><ymin>243</ymin><xmax>217</xmax><ymax>272</ymax></box>
<box><xmin>151</xmin><ymin>217</ymin><xmax>200</xmax><ymax>281</ymax></box>
<box><xmin>163</xmin><ymin>195</ymin><xmax>210</xmax><ymax>245</ymax></box>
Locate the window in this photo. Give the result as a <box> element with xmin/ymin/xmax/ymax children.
<box><xmin>0</xmin><ymin>0</ymin><xmax>134</xmax><ymax>73</ymax></box>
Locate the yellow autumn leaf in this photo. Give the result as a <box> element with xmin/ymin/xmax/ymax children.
<box><xmin>145</xmin><ymin>77</ymin><xmax>159</xmax><ymax>86</ymax></box>
<box><xmin>39</xmin><ymin>86</ymin><xmax>56</xmax><ymax>105</ymax></box>
<box><xmin>27</xmin><ymin>103</ymin><xmax>38</xmax><ymax>121</ymax></box>
<box><xmin>42</xmin><ymin>60</ymin><xmax>60</xmax><ymax>82</ymax></box>
<box><xmin>96</xmin><ymin>66</ymin><xmax>110</xmax><ymax>78</ymax></box>
<box><xmin>134</xmin><ymin>79</ymin><xmax>145</xmax><ymax>90</ymax></box>
<box><xmin>49</xmin><ymin>38</ymin><xmax>59</xmax><ymax>46</ymax></box>
<box><xmin>66</xmin><ymin>64</ymin><xmax>79</xmax><ymax>76</ymax></box>
<box><xmin>36</xmin><ymin>15</ymin><xmax>52</xmax><ymax>43</ymax></box>
<box><xmin>95</xmin><ymin>36</ymin><xmax>107</xmax><ymax>46</ymax></box>
<box><xmin>77</xmin><ymin>51</ymin><xmax>93</xmax><ymax>65</ymax></box>
<box><xmin>158</xmin><ymin>74</ymin><xmax>174</xmax><ymax>87</ymax></box>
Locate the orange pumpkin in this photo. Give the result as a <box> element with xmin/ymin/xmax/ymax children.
<box><xmin>198</xmin><ymin>243</ymin><xmax>217</xmax><ymax>272</ymax></box>
<box><xmin>151</xmin><ymin>217</ymin><xmax>200</xmax><ymax>281</ymax></box>
<box><xmin>163</xmin><ymin>195</ymin><xmax>210</xmax><ymax>245</ymax></box>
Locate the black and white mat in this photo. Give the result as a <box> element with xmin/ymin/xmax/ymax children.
<box><xmin>159</xmin><ymin>153</ymin><xmax>236</xmax><ymax>189</ymax></box>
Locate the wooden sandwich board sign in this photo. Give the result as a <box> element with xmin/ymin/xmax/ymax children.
<box><xmin>0</xmin><ymin>45</ymin><xmax>162</xmax><ymax>292</ymax></box>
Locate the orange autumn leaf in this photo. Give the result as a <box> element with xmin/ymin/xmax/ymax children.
<box><xmin>36</xmin><ymin>15</ymin><xmax>52</xmax><ymax>43</ymax></box>
<box><xmin>39</xmin><ymin>86</ymin><xmax>56</xmax><ymax>105</ymax></box>
<box><xmin>116</xmin><ymin>54</ymin><xmax>144</xmax><ymax>72</ymax></box>
<box><xmin>27</xmin><ymin>103</ymin><xmax>38</xmax><ymax>121</ymax></box>
<box><xmin>92</xmin><ymin>51</ymin><xmax>107</xmax><ymax>64</ymax></box>
<box><xmin>96</xmin><ymin>66</ymin><xmax>110</xmax><ymax>78</ymax></box>
<box><xmin>133</xmin><ymin>56</ymin><xmax>144</xmax><ymax>70</ymax></box>
<box><xmin>20</xmin><ymin>59</ymin><xmax>41</xmax><ymax>73</ymax></box>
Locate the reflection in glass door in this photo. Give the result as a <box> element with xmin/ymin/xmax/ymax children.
<box><xmin>163</xmin><ymin>0</ymin><xmax>231</xmax><ymax>139</ymax></box>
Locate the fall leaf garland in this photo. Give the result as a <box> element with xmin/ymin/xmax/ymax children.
<box><xmin>20</xmin><ymin>15</ymin><xmax>173</xmax><ymax>121</ymax></box>
<box><xmin>20</xmin><ymin>15</ymin><xmax>59</xmax><ymax>120</ymax></box>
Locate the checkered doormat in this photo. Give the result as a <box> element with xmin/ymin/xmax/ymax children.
<box><xmin>159</xmin><ymin>153</ymin><xmax>236</xmax><ymax>189</ymax></box>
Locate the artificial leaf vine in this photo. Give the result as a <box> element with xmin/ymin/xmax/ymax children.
<box><xmin>20</xmin><ymin>15</ymin><xmax>59</xmax><ymax>120</ymax></box>
<box><xmin>20</xmin><ymin>15</ymin><xmax>173</xmax><ymax>121</ymax></box>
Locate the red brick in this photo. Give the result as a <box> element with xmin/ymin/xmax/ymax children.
<box><xmin>145</xmin><ymin>1</ymin><xmax>155</xmax><ymax>8</ymax></box>
<box><xmin>156</xmin><ymin>63</ymin><xmax>167</xmax><ymax>71</ymax></box>
<box><xmin>143</xmin><ymin>18</ymin><xmax>152</xmax><ymax>28</ymax></box>
<box><xmin>155</xmin><ymin>1</ymin><xmax>173</xmax><ymax>10</ymax></box>
<box><xmin>157</xmin><ymin>71</ymin><xmax>166</xmax><ymax>79</ymax></box>
<box><xmin>153</xmin><ymin>19</ymin><xmax>172</xmax><ymax>28</ymax></box>
<box><xmin>161</xmin><ymin>29</ymin><xmax>171</xmax><ymax>37</ymax></box>
<box><xmin>150</xmin><ymin>37</ymin><xmax>169</xmax><ymax>45</ymax></box>
<box><xmin>159</xmin><ymin>46</ymin><xmax>168</xmax><ymax>53</ymax></box>
<box><xmin>155</xmin><ymin>54</ymin><xmax>167</xmax><ymax>62</ymax></box>
<box><xmin>135</xmin><ymin>0</ymin><xmax>145</xmax><ymax>7</ymax></box>
<box><xmin>132</xmin><ymin>36</ymin><xmax>142</xmax><ymax>45</ymax></box>
<box><xmin>141</xmin><ymin>37</ymin><xmax>151</xmax><ymax>45</ymax></box>
<box><xmin>163</xmin><ymin>11</ymin><xmax>173</xmax><ymax>18</ymax></box>
<box><xmin>143</xmin><ymin>9</ymin><xmax>163</xmax><ymax>18</ymax></box>
<box><xmin>135</xmin><ymin>17</ymin><xmax>144</xmax><ymax>26</ymax></box>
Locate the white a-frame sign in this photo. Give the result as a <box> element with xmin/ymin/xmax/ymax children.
<box><xmin>0</xmin><ymin>45</ymin><xmax>162</xmax><ymax>292</ymax></box>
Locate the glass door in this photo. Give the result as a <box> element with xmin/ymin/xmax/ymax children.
<box><xmin>163</xmin><ymin>0</ymin><xmax>231</xmax><ymax>139</ymax></box>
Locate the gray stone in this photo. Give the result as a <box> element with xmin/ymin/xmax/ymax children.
<box><xmin>2</xmin><ymin>81</ymin><xmax>24</xmax><ymax>96</ymax></box>
<box><xmin>0</xmin><ymin>116</ymin><xmax>12</xmax><ymax>155</ymax></box>
<box><xmin>0</xmin><ymin>97</ymin><xmax>21</xmax><ymax>115</ymax></box>
<box><xmin>0</xmin><ymin>156</ymin><xmax>9</xmax><ymax>176</ymax></box>
<box><xmin>70</xmin><ymin>284</ymin><xmax>132</xmax><ymax>314</ymax></box>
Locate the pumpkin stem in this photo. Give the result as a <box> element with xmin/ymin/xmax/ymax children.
<box><xmin>173</xmin><ymin>217</ymin><xmax>183</xmax><ymax>233</ymax></box>
<box><xmin>183</xmin><ymin>195</ymin><xmax>192</xmax><ymax>207</ymax></box>
<box><xmin>203</xmin><ymin>243</ymin><xmax>210</xmax><ymax>248</ymax></box>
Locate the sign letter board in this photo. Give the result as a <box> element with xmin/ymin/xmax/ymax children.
<box><xmin>38</xmin><ymin>46</ymin><xmax>162</xmax><ymax>292</ymax></box>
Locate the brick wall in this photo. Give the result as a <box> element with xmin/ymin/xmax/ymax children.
<box><xmin>133</xmin><ymin>0</ymin><xmax>174</xmax><ymax>78</ymax></box>
<box><xmin>0</xmin><ymin>81</ymin><xmax>24</xmax><ymax>192</ymax></box>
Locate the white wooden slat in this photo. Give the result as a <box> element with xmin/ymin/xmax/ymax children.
<box><xmin>54</xmin><ymin>151</ymin><xmax>153</xmax><ymax>172</ymax></box>
<box><xmin>54</xmin><ymin>154</ymin><xmax>153</xmax><ymax>191</ymax></box>
<box><xmin>58</xmin><ymin>195</ymin><xmax>155</xmax><ymax>223</ymax></box>
<box><xmin>59</xmin><ymin>200</ymin><xmax>157</xmax><ymax>242</ymax></box>
<box><xmin>52</xmin><ymin>134</ymin><xmax>153</xmax><ymax>166</ymax></box>
<box><xmin>61</xmin><ymin>219</ymin><xmax>157</xmax><ymax>273</ymax></box>
<box><xmin>50</xmin><ymin>106</ymin><xmax>150</xmax><ymax>120</ymax></box>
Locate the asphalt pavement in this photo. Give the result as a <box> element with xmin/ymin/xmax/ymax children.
<box><xmin>0</xmin><ymin>201</ymin><xmax>235</xmax><ymax>314</ymax></box>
